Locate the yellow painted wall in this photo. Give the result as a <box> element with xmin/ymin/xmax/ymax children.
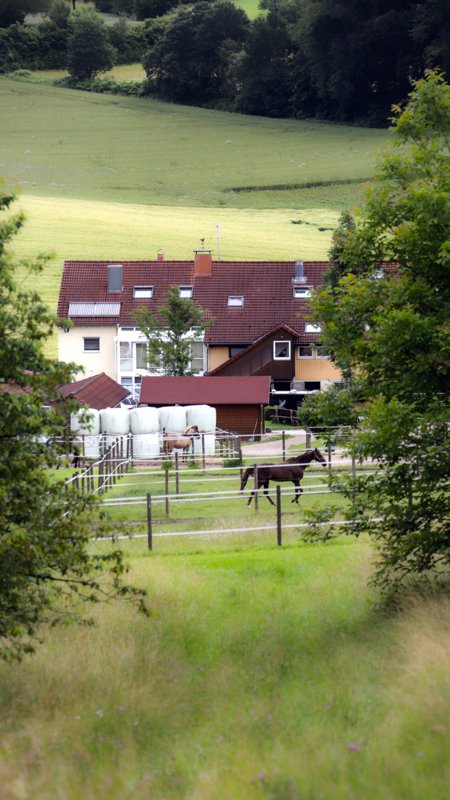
<box><xmin>58</xmin><ymin>326</ymin><xmax>117</xmax><ymax>380</ymax></box>
<box><xmin>207</xmin><ymin>346</ymin><xmax>230</xmax><ymax>371</ymax></box>
<box><xmin>295</xmin><ymin>356</ymin><xmax>342</xmax><ymax>381</ymax></box>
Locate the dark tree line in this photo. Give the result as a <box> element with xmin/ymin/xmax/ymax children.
<box><xmin>1</xmin><ymin>0</ymin><xmax>449</xmax><ymax>125</ymax></box>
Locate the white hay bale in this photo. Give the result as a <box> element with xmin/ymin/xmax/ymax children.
<box><xmin>100</xmin><ymin>408</ymin><xmax>131</xmax><ymax>435</ymax></box>
<box><xmin>192</xmin><ymin>433</ymin><xmax>216</xmax><ymax>457</ymax></box>
<box><xmin>70</xmin><ymin>408</ymin><xmax>100</xmax><ymax>435</ymax></box>
<box><xmin>81</xmin><ymin>435</ymin><xmax>101</xmax><ymax>460</ymax></box>
<box><xmin>130</xmin><ymin>407</ymin><xmax>160</xmax><ymax>434</ymax></box>
<box><xmin>158</xmin><ymin>406</ymin><xmax>187</xmax><ymax>433</ymax></box>
<box><xmin>185</xmin><ymin>404</ymin><xmax>216</xmax><ymax>432</ymax></box>
<box><xmin>132</xmin><ymin>433</ymin><xmax>160</xmax><ymax>459</ymax></box>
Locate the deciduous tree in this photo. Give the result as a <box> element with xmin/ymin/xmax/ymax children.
<box><xmin>306</xmin><ymin>72</ymin><xmax>450</xmax><ymax>597</ymax></box>
<box><xmin>0</xmin><ymin>185</ymin><xmax>146</xmax><ymax>659</ymax></box>
<box><xmin>134</xmin><ymin>284</ymin><xmax>212</xmax><ymax>376</ymax></box>
<box><xmin>67</xmin><ymin>7</ymin><xmax>115</xmax><ymax>82</ymax></box>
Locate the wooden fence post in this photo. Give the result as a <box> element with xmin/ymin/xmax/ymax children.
<box><xmin>276</xmin><ymin>485</ymin><xmax>282</xmax><ymax>546</ymax></box>
<box><xmin>147</xmin><ymin>493</ymin><xmax>153</xmax><ymax>551</ymax></box>
<box><xmin>201</xmin><ymin>433</ymin><xmax>206</xmax><ymax>472</ymax></box>
<box><xmin>351</xmin><ymin>452</ymin><xmax>356</xmax><ymax>507</ymax></box>
<box><xmin>282</xmin><ymin>430</ymin><xmax>286</xmax><ymax>461</ymax></box>
<box><xmin>165</xmin><ymin>467</ymin><xmax>169</xmax><ymax>517</ymax></box>
<box><xmin>238</xmin><ymin>436</ymin><xmax>243</xmax><ymax>467</ymax></box>
<box><xmin>327</xmin><ymin>439</ymin><xmax>332</xmax><ymax>474</ymax></box>
<box><xmin>306</xmin><ymin>429</ymin><xmax>312</xmax><ymax>449</ymax></box>
<box><xmin>175</xmin><ymin>451</ymin><xmax>179</xmax><ymax>495</ymax></box>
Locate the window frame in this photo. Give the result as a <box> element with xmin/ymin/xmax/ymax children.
<box><xmin>83</xmin><ymin>337</ymin><xmax>100</xmax><ymax>353</ymax></box>
<box><xmin>298</xmin><ymin>345</ymin><xmax>313</xmax><ymax>359</ymax></box>
<box><xmin>179</xmin><ymin>285</ymin><xmax>193</xmax><ymax>299</ymax></box>
<box><xmin>227</xmin><ymin>295</ymin><xmax>244</xmax><ymax>308</ymax></box>
<box><xmin>273</xmin><ymin>340</ymin><xmax>291</xmax><ymax>360</ymax></box>
<box><xmin>133</xmin><ymin>286</ymin><xmax>153</xmax><ymax>299</ymax></box>
<box><xmin>293</xmin><ymin>286</ymin><xmax>312</xmax><ymax>299</ymax></box>
<box><xmin>315</xmin><ymin>344</ymin><xmax>329</xmax><ymax>359</ymax></box>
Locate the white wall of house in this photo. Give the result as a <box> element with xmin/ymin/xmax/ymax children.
<box><xmin>58</xmin><ymin>326</ymin><xmax>117</xmax><ymax>380</ymax></box>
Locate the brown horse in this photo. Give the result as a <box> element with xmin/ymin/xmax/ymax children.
<box><xmin>240</xmin><ymin>448</ymin><xmax>327</xmax><ymax>506</ymax></box>
<box><xmin>163</xmin><ymin>425</ymin><xmax>200</xmax><ymax>462</ymax></box>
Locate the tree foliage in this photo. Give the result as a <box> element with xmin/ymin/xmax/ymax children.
<box><xmin>307</xmin><ymin>71</ymin><xmax>450</xmax><ymax>596</ymax></box>
<box><xmin>143</xmin><ymin>1</ymin><xmax>249</xmax><ymax>104</ymax></box>
<box><xmin>134</xmin><ymin>284</ymin><xmax>212</xmax><ymax>376</ymax></box>
<box><xmin>0</xmin><ymin>185</ymin><xmax>146</xmax><ymax>659</ymax></box>
<box><xmin>67</xmin><ymin>7</ymin><xmax>115</xmax><ymax>81</ymax></box>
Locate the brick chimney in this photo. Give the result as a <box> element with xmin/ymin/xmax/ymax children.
<box><xmin>194</xmin><ymin>250</ymin><xmax>213</xmax><ymax>276</ymax></box>
<box><xmin>157</xmin><ymin>250</ymin><xmax>165</xmax><ymax>262</ymax></box>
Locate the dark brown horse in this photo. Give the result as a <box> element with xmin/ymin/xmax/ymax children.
<box><xmin>163</xmin><ymin>425</ymin><xmax>200</xmax><ymax>462</ymax></box>
<box><xmin>240</xmin><ymin>448</ymin><xmax>327</xmax><ymax>506</ymax></box>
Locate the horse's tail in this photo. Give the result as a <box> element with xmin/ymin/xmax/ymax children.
<box><xmin>240</xmin><ymin>467</ymin><xmax>253</xmax><ymax>491</ymax></box>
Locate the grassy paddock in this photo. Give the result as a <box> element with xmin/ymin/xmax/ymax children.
<box><xmin>0</xmin><ymin>540</ymin><xmax>448</xmax><ymax>799</ymax></box>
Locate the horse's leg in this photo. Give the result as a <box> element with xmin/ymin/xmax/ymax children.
<box><xmin>292</xmin><ymin>479</ymin><xmax>303</xmax><ymax>504</ymax></box>
<box><xmin>264</xmin><ymin>480</ymin><xmax>275</xmax><ymax>506</ymax></box>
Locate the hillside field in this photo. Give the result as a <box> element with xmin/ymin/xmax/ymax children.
<box><xmin>1</xmin><ymin>75</ymin><xmax>387</xmax><ymax>354</ymax></box>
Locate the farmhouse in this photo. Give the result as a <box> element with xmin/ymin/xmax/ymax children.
<box><xmin>57</xmin><ymin>253</ymin><xmax>342</xmax><ymax>404</ymax></box>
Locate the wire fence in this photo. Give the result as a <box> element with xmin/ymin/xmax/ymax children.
<box><xmin>60</xmin><ymin>428</ymin><xmax>378</xmax><ymax>553</ymax></box>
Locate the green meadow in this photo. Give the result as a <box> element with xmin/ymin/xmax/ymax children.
<box><xmin>1</xmin><ymin>74</ymin><xmax>387</xmax><ymax>354</ymax></box>
<box><xmin>0</xmin><ymin>532</ymin><xmax>449</xmax><ymax>800</ymax></box>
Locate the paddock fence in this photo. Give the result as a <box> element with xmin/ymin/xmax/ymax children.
<box><xmin>61</xmin><ymin>427</ymin><xmax>379</xmax><ymax>552</ymax></box>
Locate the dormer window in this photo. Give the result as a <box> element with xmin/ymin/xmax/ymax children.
<box><xmin>293</xmin><ymin>286</ymin><xmax>311</xmax><ymax>299</ymax></box>
<box><xmin>228</xmin><ymin>296</ymin><xmax>244</xmax><ymax>307</ymax></box>
<box><xmin>179</xmin><ymin>286</ymin><xmax>193</xmax><ymax>298</ymax></box>
<box><xmin>305</xmin><ymin>323</ymin><xmax>321</xmax><ymax>333</ymax></box>
<box><xmin>133</xmin><ymin>286</ymin><xmax>153</xmax><ymax>299</ymax></box>
<box><xmin>273</xmin><ymin>341</ymin><xmax>291</xmax><ymax>360</ymax></box>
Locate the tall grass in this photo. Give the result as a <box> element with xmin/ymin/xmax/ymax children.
<box><xmin>0</xmin><ymin>543</ymin><xmax>448</xmax><ymax>799</ymax></box>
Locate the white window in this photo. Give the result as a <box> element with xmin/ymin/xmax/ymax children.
<box><xmin>315</xmin><ymin>344</ymin><xmax>329</xmax><ymax>358</ymax></box>
<box><xmin>227</xmin><ymin>296</ymin><xmax>244</xmax><ymax>307</ymax></box>
<box><xmin>190</xmin><ymin>341</ymin><xmax>204</xmax><ymax>373</ymax></box>
<box><xmin>273</xmin><ymin>340</ymin><xmax>291</xmax><ymax>360</ymax></box>
<box><xmin>121</xmin><ymin>376</ymin><xmax>141</xmax><ymax>401</ymax></box>
<box><xmin>298</xmin><ymin>345</ymin><xmax>313</xmax><ymax>358</ymax></box>
<box><xmin>119</xmin><ymin>341</ymin><xmax>133</xmax><ymax>371</ymax></box>
<box><xmin>293</xmin><ymin>286</ymin><xmax>311</xmax><ymax>299</ymax></box>
<box><xmin>305</xmin><ymin>323</ymin><xmax>322</xmax><ymax>333</ymax></box>
<box><xmin>179</xmin><ymin>286</ymin><xmax>193</xmax><ymax>298</ymax></box>
<box><xmin>136</xmin><ymin>342</ymin><xmax>148</xmax><ymax>369</ymax></box>
<box><xmin>83</xmin><ymin>337</ymin><xmax>100</xmax><ymax>352</ymax></box>
<box><xmin>133</xmin><ymin>286</ymin><xmax>153</xmax><ymax>299</ymax></box>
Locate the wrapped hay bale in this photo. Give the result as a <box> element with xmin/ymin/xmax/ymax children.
<box><xmin>130</xmin><ymin>407</ymin><xmax>160</xmax><ymax>434</ymax></box>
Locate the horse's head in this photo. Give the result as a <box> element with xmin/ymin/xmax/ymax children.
<box><xmin>184</xmin><ymin>425</ymin><xmax>200</xmax><ymax>438</ymax></box>
<box><xmin>313</xmin><ymin>447</ymin><xmax>327</xmax><ymax>467</ymax></box>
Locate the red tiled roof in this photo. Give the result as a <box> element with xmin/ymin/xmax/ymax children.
<box><xmin>57</xmin><ymin>372</ymin><xmax>129</xmax><ymax>410</ymax></box>
<box><xmin>57</xmin><ymin>260</ymin><xmax>330</xmax><ymax>344</ymax></box>
<box><xmin>139</xmin><ymin>376</ymin><xmax>271</xmax><ymax>406</ymax></box>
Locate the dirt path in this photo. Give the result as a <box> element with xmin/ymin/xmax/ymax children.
<box><xmin>241</xmin><ymin>431</ymin><xmax>307</xmax><ymax>458</ymax></box>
